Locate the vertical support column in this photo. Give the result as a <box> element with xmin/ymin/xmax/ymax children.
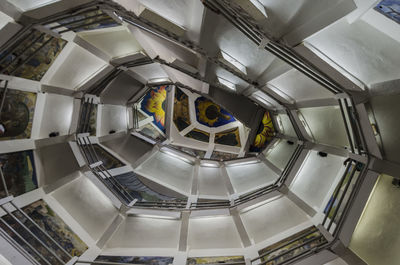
<box><xmin>178</xmin><ymin>211</ymin><xmax>190</xmax><ymax>251</ymax></box>
<box><xmin>220</xmin><ymin>165</ymin><xmax>236</xmax><ymax>203</ymax></box>
<box><xmin>230</xmin><ymin>208</ymin><xmax>252</xmax><ymax>248</ymax></box>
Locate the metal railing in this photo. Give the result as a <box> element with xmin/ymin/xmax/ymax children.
<box><xmin>0</xmin><ymin>196</ymin><xmax>76</xmax><ymax>265</ymax></box>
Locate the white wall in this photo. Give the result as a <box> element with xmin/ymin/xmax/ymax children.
<box><xmin>51</xmin><ymin>175</ymin><xmax>119</xmax><ymax>241</ymax></box>
<box><xmin>45</xmin><ymin>44</ymin><xmax>108</xmax><ymax>90</ymax></box>
<box><xmin>106</xmin><ymin>216</ymin><xmax>181</xmax><ymax>249</ymax></box>
<box><xmin>226</xmin><ymin>162</ymin><xmax>278</xmax><ymax>195</ymax></box>
<box><xmin>240</xmin><ymin>196</ymin><xmax>309</xmax><ymax>244</ymax></box>
<box><xmin>198</xmin><ymin>166</ymin><xmax>229</xmax><ymax>198</ymax></box>
<box><xmin>187</xmin><ymin>216</ymin><xmax>242</xmax><ymax>249</ymax></box>
<box><xmin>136</xmin><ymin>151</ymin><xmax>194</xmax><ymax>195</ymax></box>
<box><xmin>38</xmin><ymin>93</ymin><xmax>74</xmax><ymax>138</ymax></box>
<box><xmin>290</xmin><ymin>151</ymin><xmax>345</xmax><ymax>211</ymax></box>
<box><xmin>98</xmin><ymin>104</ymin><xmax>128</xmax><ymax>137</ymax></box>
<box><xmin>265</xmin><ymin>139</ymin><xmax>297</xmax><ymax>170</ymax></box>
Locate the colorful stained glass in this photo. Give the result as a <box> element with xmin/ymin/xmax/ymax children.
<box><xmin>250</xmin><ymin>111</ymin><xmax>275</xmax><ymax>152</ymax></box>
<box><xmin>195</xmin><ymin>97</ymin><xmax>235</xmax><ymax>127</ymax></box>
<box><xmin>140</xmin><ymin>85</ymin><xmax>168</xmax><ymax>132</ymax></box>
<box><xmin>215</xmin><ymin>127</ymin><xmax>241</xmax><ymax>147</ymax></box>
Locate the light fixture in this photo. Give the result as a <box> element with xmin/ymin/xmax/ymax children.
<box><xmin>200</xmin><ymin>160</ymin><xmax>220</xmax><ymax>168</ymax></box>
<box><xmin>217</xmin><ymin>76</ymin><xmax>236</xmax><ymax>91</ymax></box>
<box><xmin>225</xmin><ymin>158</ymin><xmax>260</xmax><ymax>167</ymax></box>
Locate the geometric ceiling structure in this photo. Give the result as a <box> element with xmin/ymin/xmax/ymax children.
<box><xmin>0</xmin><ymin>1</ymin><xmax>399</xmax><ymax>265</ymax></box>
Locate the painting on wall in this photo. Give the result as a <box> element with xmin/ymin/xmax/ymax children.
<box><xmin>174</xmin><ymin>146</ymin><xmax>206</xmax><ymax>159</ymax></box>
<box><xmin>0</xmin><ymin>89</ymin><xmax>36</xmax><ymax>140</ymax></box>
<box><xmin>324</xmin><ymin>163</ymin><xmax>362</xmax><ymax>224</ymax></box>
<box><xmin>250</xmin><ymin>111</ymin><xmax>275</xmax><ymax>153</ymax></box>
<box><xmin>108</xmin><ymin>171</ymin><xmax>180</xmax><ymax>203</ymax></box>
<box><xmin>258</xmin><ymin>226</ymin><xmax>327</xmax><ymax>265</ymax></box>
<box><xmin>215</xmin><ymin>127</ymin><xmax>241</xmax><ymax>147</ymax></box>
<box><xmin>173</xmin><ymin>87</ymin><xmax>191</xmax><ymax>131</ymax></box>
<box><xmin>186</xmin><ymin>256</ymin><xmax>245</xmax><ymax>265</ymax></box>
<box><xmin>88</xmin><ymin>104</ymin><xmax>98</xmax><ymax>136</ymax></box>
<box><xmin>140</xmin><ymin>85</ymin><xmax>168</xmax><ymax>133</ymax></box>
<box><xmin>195</xmin><ymin>97</ymin><xmax>235</xmax><ymax>127</ymax></box>
<box><xmin>0</xmin><ymin>150</ymin><xmax>37</xmax><ymax>198</ymax></box>
<box><xmin>94</xmin><ymin>255</ymin><xmax>174</xmax><ymax>265</ymax></box>
<box><xmin>375</xmin><ymin>0</ymin><xmax>400</xmax><ymax>24</ymax></box>
<box><xmin>0</xmin><ymin>30</ymin><xmax>67</xmax><ymax>81</ymax></box>
<box><xmin>55</xmin><ymin>10</ymin><xmax>120</xmax><ymax>33</ymax></box>
<box><xmin>0</xmin><ymin>199</ymin><xmax>88</xmax><ymax>265</ymax></box>
<box><xmin>210</xmin><ymin>151</ymin><xmax>238</xmax><ymax>161</ymax></box>
<box><xmin>92</xmin><ymin>144</ymin><xmax>124</xmax><ymax>169</ymax></box>
<box><xmin>138</xmin><ymin>122</ymin><xmax>166</xmax><ymax>142</ymax></box>
<box><xmin>185</xmin><ymin>128</ymin><xmax>210</xmax><ymax>143</ymax></box>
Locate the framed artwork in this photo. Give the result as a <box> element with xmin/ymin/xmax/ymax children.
<box><xmin>215</xmin><ymin>127</ymin><xmax>241</xmax><ymax>147</ymax></box>
<box><xmin>0</xmin><ymin>89</ymin><xmax>36</xmax><ymax>140</ymax></box>
<box><xmin>173</xmin><ymin>87</ymin><xmax>191</xmax><ymax>131</ymax></box>
<box><xmin>195</xmin><ymin>97</ymin><xmax>235</xmax><ymax>127</ymax></box>
<box><xmin>0</xmin><ymin>150</ymin><xmax>37</xmax><ymax>198</ymax></box>
<box><xmin>92</xmin><ymin>144</ymin><xmax>124</xmax><ymax>169</ymax></box>
<box><xmin>0</xmin><ymin>199</ymin><xmax>87</xmax><ymax>265</ymax></box>
<box><xmin>187</xmin><ymin>256</ymin><xmax>245</xmax><ymax>265</ymax></box>
<box><xmin>374</xmin><ymin>0</ymin><xmax>400</xmax><ymax>24</ymax></box>
<box><xmin>250</xmin><ymin>111</ymin><xmax>275</xmax><ymax>152</ymax></box>
<box><xmin>94</xmin><ymin>255</ymin><xmax>174</xmax><ymax>265</ymax></box>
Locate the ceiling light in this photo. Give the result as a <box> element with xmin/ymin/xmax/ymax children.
<box><xmin>217</xmin><ymin>77</ymin><xmax>236</xmax><ymax>91</ymax></box>
<box><xmin>160</xmin><ymin>147</ymin><xmax>195</xmax><ymax>164</ymax></box>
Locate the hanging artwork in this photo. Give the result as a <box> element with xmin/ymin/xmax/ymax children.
<box><xmin>185</xmin><ymin>128</ymin><xmax>210</xmax><ymax>143</ymax></box>
<box><xmin>210</xmin><ymin>151</ymin><xmax>238</xmax><ymax>161</ymax></box>
<box><xmin>195</xmin><ymin>97</ymin><xmax>235</xmax><ymax>127</ymax></box>
<box><xmin>174</xmin><ymin>146</ymin><xmax>206</xmax><ymax>159</ymax></box>
<box><xmin>0</xmin><ymin>89</ymin><xmax>36</xmax><ymax>140</ymax></box>
<box><xmin>0</xmin><ymin>199</ymin><xmax>88</xmax><ymax>265</ymax></box>
<box><xmin>250</xmin><ymin>111</ymin><xmax>275</xmax><ymax>152</ymax></box>
<box><xmin>173</xmin><ymin>87</ymin><xmax>191</xmax><ymax>131</ymax></box>
<box><xmin>92</xmin><ymin>144</ymin><xmax>124</xmax><ymax>169</ymax></box>
<box><xmin>108</xmin><ymin>171</ymin><xmax>180</xmax><ymax>203</ymax></box>
<box><xmin>54</xmin><ymin>10</ymin><xmax>120</xmax><ymax>33</ymax></box>
<box><xmin>0</xmin><ymin>30</ymin><xmax>67</xmax><ymax>81</ymax></box>
<box><xmin>138</xmin><ymin>122</ymin><xmax>166</xmax><ymax>141</ymax></box>
<box><xmin>140</xmin><ymin>85</ymin><xmax>168</xmax><ymax>133</ymax></box>
<box><xmin>215</xmin><ymin>127</ymin><xmax>241</xmax><ymax>147</ymax></box>
<box><xmin>186</xmin><ymin>256</ymin><xmax>245</xmax><ymax>265</ymax></box>
<box><xmin>258</xmin><ymin>226</ymin><xmax>327</xmax><ymax>265</ymax></box>
<box><xmin>375</xmin><ymin>0</ymin><xmax>400</xmax><ymax>24</ymax></box>
<box><xmin>94</xmin><ymin>255</ymin><xmax>174</xmax><ymax>265</ymax></box>
<box><xmin>0</xmin><ymin>150</ymin><xmax>37</xmax><ymax>198</ymax></box>
<box><xmin>88</xmin><ymin>104</ymin><xmax>98</xmax><ymax>136</ymax></box>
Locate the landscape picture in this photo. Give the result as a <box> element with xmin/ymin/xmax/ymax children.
<box><xmin>0</xmin><ymin>199</ymin><xmax>88</xmax><ymax>265</ymax></box>
<box><xmin>174</xmin><ymin>87</ymin><xmax>191</xmax><ymax>131</ymax></box>
<box><xmin>0</xmin><ymin>89</ymin><xmax>37</xmax><ymax>140</ymax></box>
<box><xmin>0</xmin><ymin>150</ymin><xmax>37</xmax><ymax>198</ymax></box>
<box><xmin>88</xmin><ymin>104</ymin><xmax>98</xmax><ymax>136</ymax></box>
<box><xmin>186</xmin><ymin>256</ymin><xmax>245</xmax><ymax>264</ymax></box>
<box><xmin>0</xmin><ymin>30</ymin><xmax>66</xmax><ymax>81</ymax></box>
<box><xmin>94</xmin><ymin>255</ymin><xmax>174</xmax><ymax>265</ymax></box>
<box><xmin>258</xmin><ymin>226</ymin><xmax>327</xmax><ymax>265</ymax></box>
<box><xmin>55</xmin><ymin>10</ymin><xmax>120</xmax><ymax>32</ymax></box>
